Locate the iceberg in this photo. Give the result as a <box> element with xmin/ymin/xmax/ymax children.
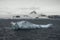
<box><xmin>11</xmin><ymin>21</ymin><xmax>53</xmax><ymax>30</ymax></box>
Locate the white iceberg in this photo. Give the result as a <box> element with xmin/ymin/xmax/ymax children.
<box><xmin>11</xmin><ymin>21</ymin><xmax>53</xmax><ymax>30</ymax></box>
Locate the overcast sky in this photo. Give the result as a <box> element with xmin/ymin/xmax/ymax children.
<box><xmin>0</xmin><ymin>0</ymin><xmax>60</xmax><ymax>16</ymax></box>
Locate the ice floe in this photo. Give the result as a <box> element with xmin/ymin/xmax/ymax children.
<box><xmin>11</xmin><ymin>21</ymin><xmax>53</xmax><ymax>29</ymax></box>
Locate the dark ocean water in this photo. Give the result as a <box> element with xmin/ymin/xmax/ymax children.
<box><xmin>0</xmin><ymin>19</ymin><xmax>60</xmax><ymax>40</ymax></box>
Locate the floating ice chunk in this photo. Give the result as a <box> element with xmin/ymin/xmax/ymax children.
<box><xmin>11</xmin><ymin>21</ymin><xmax>53</xmax><ymax>29</ymax></box>
<box><xmin>11</xmin><ymin>22</ymin><xmax>16</xmax><ymax>25</ymax></box>
<box><xmin>40</xmin><ymin>24</ymin><xmax>53</xmax><ymax>28</ymax></box>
